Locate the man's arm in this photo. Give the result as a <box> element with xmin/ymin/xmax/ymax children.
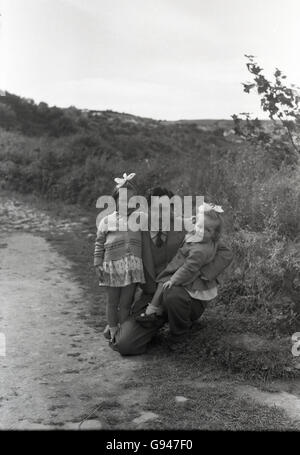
<box><xmin>200</xmin><ymin>241</ymin><xmax>233</xmax><ymax>281</ymax></box>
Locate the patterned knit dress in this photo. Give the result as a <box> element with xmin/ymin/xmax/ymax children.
<box><xmin>94</xmin><ymin>211</ymin><xmax>145</xmax><ymax>287</ymax></box>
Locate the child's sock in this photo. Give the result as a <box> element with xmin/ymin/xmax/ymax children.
<box><xmin>103</xmin><ymin>324</ymin><xmax>111</xmax><ymax>340</ymax></box>
<box><xmin>109</xmin><ymin>326</ymin><xmax>118</xmax><ymax>340</ymax></box>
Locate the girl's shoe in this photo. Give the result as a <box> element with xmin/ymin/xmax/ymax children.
<box><xmin>136</xmin><ymin>312</ymin><xmax>159</xmax><ymax>323</ymax></box>
<box><xmin>135</xmin><ymin>312</ymin><xmax>165</xmax><ymax>329</ymax></box>
<box><xmin>103</xmin><ymin>325</ymin><xmax>111</xmax><ymax>340</ymax></box>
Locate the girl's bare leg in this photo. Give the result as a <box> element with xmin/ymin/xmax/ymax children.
<box><xmin>106</xmin><ymin>287</ymin><xmax>121</xmax><ymax>337</ymax></box>
<box><xmin>145</xmin><ymin>282</ymin><xmax>164</xmax><ymax>315</ymax></box>
<box><xmin>150</xmin><ymin>282</ymin><xmax>164</xmax><ymax>307</ymax></box>
<box><xmin>118</xmin><ymin>284</ymin><xmax>137</xmax><ymax>324</ymax></box>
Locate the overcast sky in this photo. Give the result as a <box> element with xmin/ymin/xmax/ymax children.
<box><xmin>0</xmin><ymin>0</ymin><xmax>300</xmax><ymax>119</ymax></box>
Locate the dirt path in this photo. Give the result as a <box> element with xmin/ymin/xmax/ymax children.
<box><xmin>0</xmin><ymin>198</ymin><xmax>150</xmax><ymax>430</ymax></box>
<box><xmin>0</xmin><ymin>195</ymin><xmax>299</xmax><ymax>430</ymax></box>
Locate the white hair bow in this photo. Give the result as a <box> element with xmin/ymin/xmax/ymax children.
<box><xmin>114</xmin><ymin>172</ymin><xmax>136</xmax><ymax>189</ymax></box>
<box><xmin>198</xmin><ymin>202</ymin><xmax>224</xmax><ymax>213</ymax></box>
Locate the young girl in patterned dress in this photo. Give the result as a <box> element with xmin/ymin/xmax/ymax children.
<box><xmin>94</xmin><ymin>173</ymin><xmax>145</xmax><ymax>342</ymax></box>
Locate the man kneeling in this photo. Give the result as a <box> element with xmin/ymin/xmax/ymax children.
<box><xmin>105</xmin><ymin>187</ymin><xmax>232</xmax><ymax>355</ymax></box>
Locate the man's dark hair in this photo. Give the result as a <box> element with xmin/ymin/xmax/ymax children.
<box><xmin>145</xmin><ymin>186</ymin><xmax>174</xmax><ymax>205</ymax></box>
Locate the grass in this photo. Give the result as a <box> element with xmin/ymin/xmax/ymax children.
<box><xmin>129</xmin><ymin>336</ymin><xmax>299</xmax><ymax>430</ymax></box>
<box><xmin>130</xmin><ymin>380</ymin><xmax>298</xmax><ymax>431</ymax></box>
<box><xmin>3</xmin><ymin>189</ymin><xmax>299</xmax><ymax>430</ymax></box>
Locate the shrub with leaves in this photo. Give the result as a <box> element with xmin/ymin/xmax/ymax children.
<box><xmin>232</xmin><ymin>55</ymin><xmax>300</xmax><ymax>166</ymax></box>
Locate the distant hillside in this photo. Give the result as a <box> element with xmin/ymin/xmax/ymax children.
<box><xmin>81</xmin><ymin>110</ymin><xmax>236</xmax><ymax>131</ymax></box>
<box><xmin>0</xmin><ymin>92</ymin><xmax>239</xmax><ymax>203</ymax></box>
<box><xmin>0</xmin><ymin>91</ymin><xmax>238</xmax><ymax>136</ymax></box>
<box><xmin>0</xmin><ymin>91</ymin><xmax>293</xmax><ymax>215</ymax></box>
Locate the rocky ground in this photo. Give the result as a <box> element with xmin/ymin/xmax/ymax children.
<box><xmin>0</xmin><ymin>194</ymin><xmax>299</xmax><ymax>430</ymax></box>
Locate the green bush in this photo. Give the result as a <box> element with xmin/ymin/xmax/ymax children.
<box><xmin>220</xmin><ymin>228</ymin><xmax>300</xmax><ymax>334</ymax></box>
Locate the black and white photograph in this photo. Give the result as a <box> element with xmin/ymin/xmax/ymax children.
<box><xmin>0</xmin><ymin>0</ymin><xmax>299</xmax><ymax>437</ymax></box>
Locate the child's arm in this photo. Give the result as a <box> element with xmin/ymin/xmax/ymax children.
<box><xmin>168</xmin><ymin>245</ymin><xmax>213</xmax><ymax>287</ymax></box>
<box><xmin>93</xmin><ymin>217</ymin><xmax>107</xmax><ymax>267</ymax></box>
